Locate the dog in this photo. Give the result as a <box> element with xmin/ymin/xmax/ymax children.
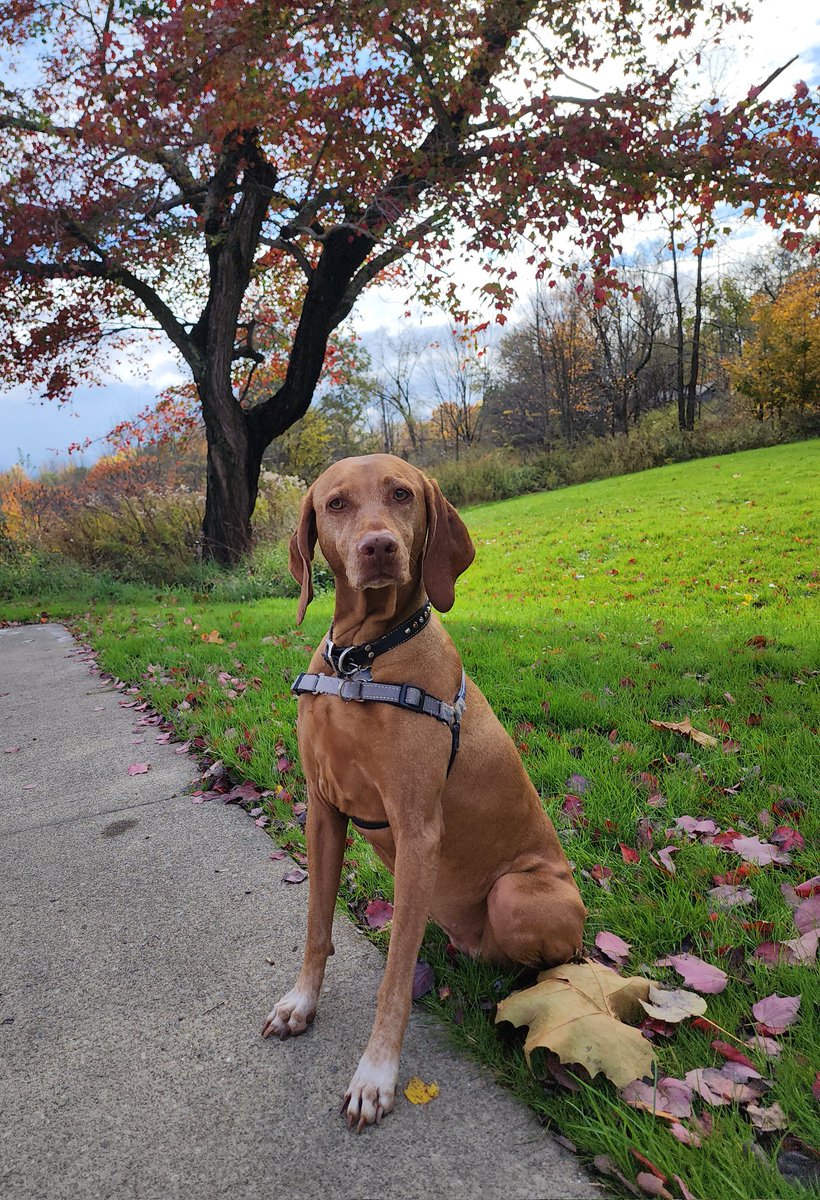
<box><xmin>262</xmin><ymin>454</ymin><xmax>585</xmax><ymax>1130</ymax></box>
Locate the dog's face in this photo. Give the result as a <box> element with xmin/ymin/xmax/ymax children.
<box><xmin>289</xmin><ymin>454</ymin><xmax>475</xmax><ymax>623</ymax></box>
<box><xmin>312</xmin><ymin>455</ymin><xmax>426</xmax><ymax>593</ymax></box>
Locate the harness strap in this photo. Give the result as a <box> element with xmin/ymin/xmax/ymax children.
<box><xmin>292</xmin><ymin>669</ymin><xmax>467</xmax><ymax>781</ymax></box>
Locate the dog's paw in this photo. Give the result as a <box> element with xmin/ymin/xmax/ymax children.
<box><xmin>260</xmin><ymin>988</ymin><xmax>317</xmax><ymax>1039</ymax></box>
<box><xmin>341</xmin><ymin>1056</ymin><xmax>398</xmax><ymax>1132</ymax></box>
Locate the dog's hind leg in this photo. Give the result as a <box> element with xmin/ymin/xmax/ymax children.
<box><xmin>479</xmin><ymin>869</ymin><xmax>586</xmax><ymax>969</ymax></box>
<box><xmin>262</xmin><ymin>794</ymin><xmax>347</xmax><ymax>1039</ymax></box>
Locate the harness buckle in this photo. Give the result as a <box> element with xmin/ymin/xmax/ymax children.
<box><xmin>339</xmin><ymin>677</ymin><xmax>367</xmax><ymax>702</ymax></box>
<box><xmin>398</xmin><ymin>682</ymin><xmax>426</xmax><ymax>712</ymax></box>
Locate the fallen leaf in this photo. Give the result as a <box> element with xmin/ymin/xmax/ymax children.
<box><xmin>567</xmin><ymin>772</ymin><xmax>592</xmax><ymax>794</ymax></box>
<box><xmin>640</xmin><ymin>986</ymin><xmax>707</xmax><ymax>1024</ymax></box>
<box><xmin>794</xmin><ymin>895</ymin><xmax>820</xmax><ymax>934</ymax></box>
<box><xmin>654</xmin><ymin>845</ymin><xmax>679</xmax><ymax>875</ymax></box>
<box><xmin>595</xmin><ymin>930</ymin><xmax>632</xmax><ymax>965</ymax></box>
<box><xmin>794</xmin><ymin>876</ymin><xmax>820</xmax><ymax>899</ymax></box>
<box><xmin>3</xmin><ymin>745</ymin><xmax>22</xmax><ymax>753</ymax></box>
<box><xmin>620</xmin><ymin>843</ymin><xmax>640</xmax><ymax>864</ymax></box>
<box><xmin>684</xmin><ymin>1067</ymin><xmax>758</xmax><ymax>1106</ymax></box>
<box><xmin>754</xmin><ymin>931</ymin><xmax>818</xmax><ymax>967</ymax></box>
<box><xmin>731</xmin><ymin>836</ymin><xmax>791</xmax><ymax>866</ymax></box>
<box><xmin>412</xmin><ymin>960</ymin><xmax>434</xmax><ymax>1000</ymax></box>
<box><xmin>752</xmin><ymin>993</ymin><xmax>800</xmax><ymax>1034</ymax></box>
<box><xmin>562</xmin><ymin>794</ymin><xmax>585</xmax><ymax>824</ymax></box>
<box><xmin>744</xmin><ymin>1034</ymin><xmax>781</xmax><ymax>1057</ymax></box>
<box><xmin>636</xmin><ymin>1172</ymin><xmax>673</xmax><ymax>1199</ymax></box>
<box><xmin>747</xmin><ymin>1102</ymin><xmax>788</xmax><ymax>1132</ymax></box>
<box><xmin>707</xmin><ymin>885</ymin><xmax>755</xmax><ymax>911</ymax></box>
<box><xmin>495</xmin><ymin>961</ymin><xmax>656</xmax><ymax>1088</ymax></box>
<box><xmin>657</xmin><ymin>954</ymin><xmax>728</xmax><ymax>994</ymax></box>
<box><xmin>201</xmin><ymin>629</ymin><xmax>224</xmax><ymax>643</ymax></box>
<box><xmin>770</xmin><ymin>826</ymin><xmax>804</xmax><ymax>851</ymax></box>
<box><xmin>593</xmin><ymin>1154</ymin><xmax>642</xmax><ymax>1197</ymax></box>
<box><xmin>673</xmin><ymin>1175</ymin><xmax>697</xmax><ymax>1200</ymax></box>
<box><xmin>590</xmin><ymin>863</ymin><xmax>614</xmax><ymax>885</ymax></box>
<box><xmin>269</xmin><ymin>849</ymin><xmax>287</xmax><ymax>860</ymax></box>
<box><xmin>282</xmin><ymin>868</ymin><xmax>307</xmax><ymax>884</ymax></box>
<box><xmin>364</xmin><ymin>899</ymin><xmax>394</xmax><ymax>930</ymax></box>
<box><xmin>630</xmin><ymin>1150</ymin><xmax>669</xmax><ymax>1181</ymax></box>
<box><xmin>127</xmin><ymin>762</ymin><xmax>150</xmax><ymax>776</ymax></box>
<box><xmin>621</xmin><ymin>1077</ymin><xmax>693</xmax><ymax>1120</ymax></box>
<box><xmin>649</xmin><ymin>718</ymin><xmax>718</xmax><ymax>749</ymax></box>
<box><xmin>403</xmin><ymin>1076</ymin><xmax>439</xmax><ymax>1105</ymax></box>
<box><xmin>669</xmin><ymin>1124</ymin><xmax>702</xmax><ymax>1148</ymax></box>
<box><xmin>710</xmin><ymin>1041</ymin><xmax>758</xmax><ymax>1071</ymax></box>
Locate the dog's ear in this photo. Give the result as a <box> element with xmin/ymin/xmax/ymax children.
<box><xmin>289</xmin><ymin>487</ymin><xmax>317</xmax><ymax>625</ymax></box>
<box><xmin>422</xmin><ymin>476</ymin><xmax>475</xmax><ymax>612</ymax></box>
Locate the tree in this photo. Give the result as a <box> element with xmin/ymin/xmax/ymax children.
<box><xmin>728</xmin><ymin>267</ymin><xmax>820</xmax><ymax>419</ymax></box>
<box><xmin>427</xmin><ymin>327</ymin><xmax>488</xmax><ymax>458</ymax></box>
<box><xmin>1</xmin><ymin>2</ymin><xmax>818</xmax><ymax>561</ymax></box>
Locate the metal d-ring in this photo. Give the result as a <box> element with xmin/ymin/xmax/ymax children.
<box><xmin>336</xmin><ymin>645</ymin><xmax>361</xmax><ymax>677</ymax></box>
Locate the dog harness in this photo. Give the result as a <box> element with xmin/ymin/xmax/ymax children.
<box><xmin>291</xmin><ymin>601</ymin><xmax>467</xmax><ymax>830</ymax></box>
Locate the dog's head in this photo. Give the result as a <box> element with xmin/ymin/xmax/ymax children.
<box><xmin>288</xmin><ymin>454</ymin><xmax>475</xmax><ymax>623</ymax></box>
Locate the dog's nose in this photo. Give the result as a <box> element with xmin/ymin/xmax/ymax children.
<box><xmin>357</xmin><ymin>530</ymin><xmax>399</xmax><ymax>563</ymax></box>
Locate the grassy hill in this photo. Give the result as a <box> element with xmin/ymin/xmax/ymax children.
<box><xmin>5</xmin><ymin>439</ymin><xmax>819</xmax><ymax>1198</ymax></box>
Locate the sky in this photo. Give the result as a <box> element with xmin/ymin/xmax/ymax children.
<box><xmin>1</xmin><ymin>1</ymin><xmax>818</xmax><ymax>475</ymax></box>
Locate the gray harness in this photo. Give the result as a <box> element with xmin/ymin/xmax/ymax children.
<box><xmin>291</xmin><ymin>602</ymin><xmax>467</xmax><ymax>829</ymax></box>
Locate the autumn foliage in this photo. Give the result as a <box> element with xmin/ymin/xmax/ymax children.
<box><xmin>1</xmin><ymin>1</ymin><xmax>819</xmax><ymax>560</ymax></box>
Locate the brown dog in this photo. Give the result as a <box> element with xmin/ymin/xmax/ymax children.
<box><xmin>262</xmin><ymin>454</ymin><xmax>585</xmax><ymax>1129</ymax></box>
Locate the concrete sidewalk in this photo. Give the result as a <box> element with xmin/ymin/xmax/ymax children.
<box><xmin>0</xmin><ymin>623</ymin><xmax>598</xmax><ymax>1200</ymax></box>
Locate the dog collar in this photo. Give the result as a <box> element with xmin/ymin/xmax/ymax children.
<box><xmin>323</xmin><ymin>600</ymin><xmax>432</xmax><ymax>678</ymax></box>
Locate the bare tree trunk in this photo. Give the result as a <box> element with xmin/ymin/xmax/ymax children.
<box><xmin>670</xmin><ymin>236</ymin><xmax>687</xmax><ymax>431</ymax></box>
<box><xmin>685</xmin><ymin>238</ymin><xmax>705</xmax><ymax>431</ymax></box>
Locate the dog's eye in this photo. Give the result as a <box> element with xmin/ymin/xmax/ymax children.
<box><xmin>327</xmin><ymin>497</ymin><xmax>345</xmax><ymax>511</ymax></box>
<box><xmin>393</xmin><ymin>487</ymin><xmax>411</xmax><ymax>502</ymax></box>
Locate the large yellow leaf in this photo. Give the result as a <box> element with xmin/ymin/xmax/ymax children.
<box><xmin>495</xmin><ymin>961</ymin><xmax>656</xmax><ymax>1089</ymax></box>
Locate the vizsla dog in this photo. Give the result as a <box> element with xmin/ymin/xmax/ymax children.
<box><xmin>262</xmin><ymin>454</ymin><xmax>585</xmax><ymax>1129</ymax></box>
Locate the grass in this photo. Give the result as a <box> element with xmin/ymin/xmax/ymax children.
<box><xmin>3</xmin><ymin>439</ymin><xmax>818</xmax><ymax>1198</ymax></box>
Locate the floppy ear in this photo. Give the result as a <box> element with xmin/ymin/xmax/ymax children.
<box><xmin>288</xmin><ymin>487</ymin><xmax>317</xmax><ymax>625</ymax></box>
<box><xmin>422</xmin><ymin>476</ymin><xmax>475</xmax><ymax>612</ymax></box>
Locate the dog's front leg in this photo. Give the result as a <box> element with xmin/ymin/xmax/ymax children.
<box><xmin>343</xmin><ymin>821</ymin><xmax>441</xmax><ymax>1131</ymax></box>
<box><xmin>262</xmin><ymin>794</ymin><xmax>347</xmax><ymax>1039</ymax></box>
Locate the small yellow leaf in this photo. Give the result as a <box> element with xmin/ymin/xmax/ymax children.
<box><xmin>404</xmin><ymin>1076</ymin><xmax>439</xmax><ymax>1105</ymax></box>
<box><xmin>496</xmin><ymin>960</ymin><xmax>656</xmax><ymax>1089</ymax></box>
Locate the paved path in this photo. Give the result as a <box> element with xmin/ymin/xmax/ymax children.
<box><xmin>0</xmin><ymin>623</ymin><xmax>598</xmax><ymax>1200</ymax></box>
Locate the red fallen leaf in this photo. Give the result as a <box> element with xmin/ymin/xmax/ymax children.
<box><xmin>731</xmin><ymin>836</ymin><xmax>791</xmax><ymax>866</ymax></box>
<box><xmin>721</xmin><ymin>739</ymin><xmax>741</xmax><ymax>754</ymax></box>
<box><xmin>438</xmin><ymin>985</ymin><xmax>451</xmax><ymax>1001</ymax></box>
<box><xmin>594</xmin><ymin>1155</ymin><xmax>642</xmax><ymax>1198</ymax></box>
<box><xmin>629</xmin><ymin>1150</ymin><xmax>669</xmax><ymax>1183</ymax></box>
<box><xmin>652</xmin><ymin>845</ymin><xmax>679</xmax><ymax>875</ymax></box>
<box><xmin>636</xmin><ymin>771</ymin><xmax>659</xmax><ymax>791</ymax></box>
<box><xmin>364</xmin><ymin>899</ymin><xmax>394</xmax><ymax>930</ymax></box>
<box><xmin>640</xmin><ymin>1017</ymin><xmax>677</xmax><ymax>1039</ymax></box>
<box><xmin>795</xmin><ymin>876</ymin><xmax>820</xmax><ymax>898</ymax></box>
<box><xmin>712</xmin><ymin>829</ymin><xmax>741</xmax><ymax>848</ymax></box>
<box><xmin>669</xmin><ymin>1123</ymin><xmax>701</xmax><ymax>1148</ymax></box>
<box><xmin>712</xmin><ymin>864</ymin><xmax>752</xmax><ymax>885</ymax></box>
<box><xmin>740</xmin><ymin>919</ymin><xmax>775</xmax><ymax>935</ymax></box>
<box><xmin>223</xmin><ymin>781</ymin><xmax>262</xmax><ymax>805</ymax></box>
<box><xmin>794</xmin><ymin>895</ymin><xmax>820</xmax><ymax>934</ymax></box>
<box><xmin>751</xmin><ymin>993</ymin><xmax>800</xmax><ymax>1034</ymax></box>
<box><xmin>770</xmin><ymin>825</ymin><xmax>805</xmax><ymax>851</ymax></box>
<box><xmin>619</xmin><ymin>676</ymin><xmax>636</xmax><ymax>688</ymax></box>
<box><xmin>3</xmin><ymin>745</ymin><xmax>21</xmax><ymax>753</ymax></box>
<box><xmin>620</xmin><ymin>843</ymin><xmax>640</xmax><ymax>864</ymax></box>
<box><xmin>691</xmin><ymin>1017</ymin><xmax>722</xmax><ymax>1034</ymax></box>
<box><xmin>269</xmin><ymin>849</ymin><xmax>287</xmax><ymax>860</ymax></box>
<box><xmin>711</xmin><ymin>1040</ymin><xmax>758</xmax><ymax>1071</ymax></box>
<box><xmin>282</xmin><ymin>868</ymin><xmax>308</xmax><ymax>884</ymax></box>
<box><xmin>746</xmin><ymin>713</ymin><xmax>762</xmax><ymax>726</ymax></box>
<box><xmin>590</xmin><ymin>863</ymin><xmax>613</xmax><ymax>885</ymax></box>
<box><xmin>127</xmin><ymin>762</ymin><xmax>150</xmax><ymax>775</ymax></box>
<box><xmin>746</xmin><ymin>635</ymin><xmax>770</xmax><ymax>648</ymax></box>
<box><xmin>277</xmin><ymin>755</ymin><xmax>293</xmax><ymax>773</ymax></box>
<box><xmin>567</xmin><ymin>772</ymin><xmax>592</xmax><ymax>794</ymax></box>
<box><xmin>708</xmin><ymin>718</ymin><xmax>731</xmax><ymax>734</ymax></box>
<box><xmin>684</xmin><ymin>1067</ymin><xmax>759</xmax><ymax>1106</ymax></box>
<box><xmin>292</xmin><ymin>802</ymin><xmax>307</xmax><ymax>817</ymax></box>
<box><xmin>412</xmin><ymin>960</ymin><xmax>434</xmax><ymax>1000</ymax></box>
<box><xmin>562</xmin><ymin>794</ymin><xmax>585</xmax><ymax>824</ymax></box>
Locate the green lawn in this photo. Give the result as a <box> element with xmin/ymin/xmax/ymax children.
<box><xmin>4</xmin><ymin>439</ymin><xmax>818</xmax><ymax>1199</ymax></box>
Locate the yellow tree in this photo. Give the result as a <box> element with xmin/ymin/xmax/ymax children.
<box><xmin>729</xmin><ymin>268</ymin><xmax>820</xmax><ymax>419</ymax></box>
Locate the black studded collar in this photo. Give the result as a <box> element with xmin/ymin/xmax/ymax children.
<box><xmin>323</xmin><ymin>601</ymin><xmax>433</xmax><ymax>678</ymax></box>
